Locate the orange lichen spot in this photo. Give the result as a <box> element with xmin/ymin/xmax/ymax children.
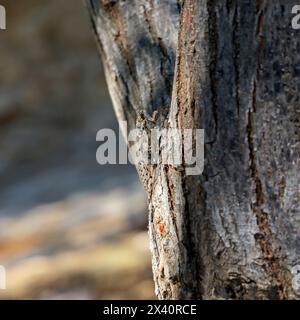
<box><xmin>158</xmin><ymin>223</ymin><xmax>165</xmax><ymax>234</ymax></box>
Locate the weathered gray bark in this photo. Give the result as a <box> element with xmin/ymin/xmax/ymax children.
<box><xmin>87</xmin><ymin>0</ymin><xmax>300</xmax><ymax>299</ymax></box>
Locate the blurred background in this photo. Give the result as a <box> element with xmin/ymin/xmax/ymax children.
<box><xmin>0</xmin><ymin>0</ymin><xmax>154</xmax><ymax>299</ymax></box>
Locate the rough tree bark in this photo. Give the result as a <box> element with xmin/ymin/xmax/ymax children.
<box><xmin>87</xmin><ymin>0</ymin><xmax>300</xmax><ymax>299</ymax></box>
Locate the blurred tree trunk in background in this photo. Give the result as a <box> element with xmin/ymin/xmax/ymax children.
<box><xmin>87</xmin><ymin>0</ymin><xmax>300</xmax><ymax>299</ymax></box>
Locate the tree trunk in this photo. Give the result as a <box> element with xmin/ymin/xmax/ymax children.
<box><xmin>86</xmin><ymin>0</ymin><xmax>300</xmax><ymax>299</ymax></box>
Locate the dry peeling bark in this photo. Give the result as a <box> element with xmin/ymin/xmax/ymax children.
<box><xmin>86</xmin><ymin>0</ymin><xmax>300</xmax><ymax>299</ymax></box>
